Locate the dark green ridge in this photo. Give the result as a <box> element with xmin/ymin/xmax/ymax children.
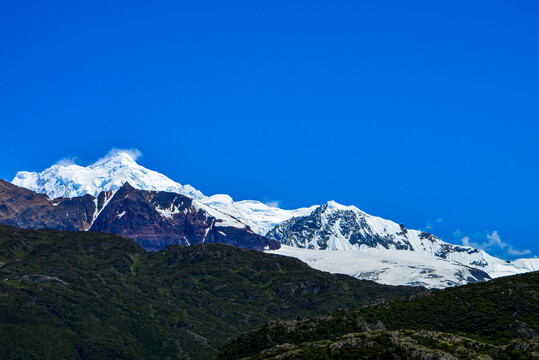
<box><xmin>220</xmin><ymin>330</ymin><xmax>539</xmax><ymax>360</ymax></box>
<box><xmin>0</xmin><ymin>225</ymin><xmax>422</xmax><ymax>360</ymax></box>
<box><xmin>217</xmin><ymin>270</ymin><xmax>539</xmax><ymax>359</ymax></box>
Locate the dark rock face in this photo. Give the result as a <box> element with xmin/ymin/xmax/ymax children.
<box><xmin>0</xmin><ymin>179</ymin><xmax>96</xmax><ymax>231</ymax></box>
<box><xmin>267</xmin><ymin>203</ymin><xmax>413</xmax><ymax>251</ymax></box>
<box><xmin>89</xmin><ymin>183</ymin><xmax>279</xmax><ymax>251</ymax></box>
<box><xmin>0</xmin><ymin>180</ymin><xmax>279</xmax><ymax>252</ymax></box>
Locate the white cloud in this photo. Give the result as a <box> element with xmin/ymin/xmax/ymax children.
<box><xmin>262</xmin><ymin>196</ymin><xmax>282</xmax><ymax>208</ymax></box>
<box><xmin>460</xmin><ymin>236</ymin><xmax>472</xmax><ymax>247</ymax></box>
<box><xmin>265</xmin><ymin>200</ymin><xmax>281</xmax><ymax>208</ymax></box>
<box><xmin>92</xmin><ymin>148</ymin><xmax>142</xmax><ymax>165</ymax></box>
<box><xmin>507</xmin><ymin>247</ymin><xmax>531</xmax><ymax>256</ymax></box>
<box><xmin>56</xmin><ymin>156</ymin><xmax>78</xmax><ymax>166</ymax></box>
<box><xmin>486</xmin><ymin>230</ymin><xmax>505</xmax><ymax>249</ymax></box>
<box><xmin>424</xmin><ymin>218</ymin><xmax>443</xmax><ymax>231</ymax></box>
<box><xmin>459</xmin><ymin>234</ymin><xmax>482</xmax><ymax>249</ymax></box>
<box><xmin>458</xmin><ymin>229</ymin><xmax>532</xmax><ymax>259</ymax></box>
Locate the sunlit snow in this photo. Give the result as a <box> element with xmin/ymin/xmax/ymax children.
<box><xmin>269</xmin><ymin>245</ymin><xmax>487</xmax><ymax>289</ymax></box>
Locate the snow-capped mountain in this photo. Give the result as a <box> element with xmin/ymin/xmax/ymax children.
<box><xmin>12</xmin><ymin>152</ymin><xmax>204</xmax><ymax>200</ymax></box>
<box><xmin>270</xmin><ymin>245</ymin><xmax>491</xmax><ymax>289</ymax></box>
<box><xmin>12</xmin><ymin>152</ymin><xmax>310</xmax><ymax>235</ymax></box>
<box><xmin>266</xmin><ymin>201</ymin><xmax>539</xmax><ymax>280</ymax></box>
<box><xmin>0</xmin><ymin>179</ymin><xmax>278</xmax><ymax>251</ymax></box>
<box><xmin>10</xmin><ymin>151</ymin><xmax>539</xmax><ymax>288</ymax></box>
<box><xmin>202</xmin><ymin>194</ymin><xmax>317</xmax><ymax>235</ymax></box>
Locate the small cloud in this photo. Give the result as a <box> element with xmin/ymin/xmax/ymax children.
<box><xmin>262</xmin><ymin>196</ymin><xmax>282</xmax><ymax>208</ymax></box>
<box><xmin>507</xmin><ymin>247</ymin><xmax>531</xmax><ymax>256</ymax></box>
<box><xmin>92</xmin><ymin>148</ymin><xmax>142</xmax><ymax>165</ymax></box>
<box><xmin>56</xmin><ymin>156</ymin><xmax>78</xmax><ymax>166</ymax></box>
<box><xmin>458</xmin><ymin>234</ymin><xmax>482</xmax><ymax>249</ymax></box>
<box><xmin>460</xmin><ymin>236</ymin><xmax>472</xmax><ymax>247</ymax></box>
<box><xmin>265</xmin><ymin>200</ymin><xmax>281</xmax><ymax>208</ymax></box>
<box><xmin>423</xmin><ymin>218</ymin><xmax>443</xmax><ymax>231</ymax></box>
<box><xmin>457</xmin><ymin>229</ymin><xmax>533</xmax><ymax>259</ymax></box>
<box><xmin>486</xmin><ymin>230</ymin><xmax>505</xmax><ymax>249</ymax></box>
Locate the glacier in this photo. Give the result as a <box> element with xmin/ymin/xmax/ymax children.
<box><xmin>266</xmin><ymin>201</ymin><xmax>539</xmax><ymax>284</ymax></box>
<box><xmin>270</xmin><ymin>245</ymin><xmax>491</xmax><ymax>289</ymax></box>
<box><xmin>12</xmin><ymin>153</ymin><xmax>204</xmax><ymax>200</ymax></box>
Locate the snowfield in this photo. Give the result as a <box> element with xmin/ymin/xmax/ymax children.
<box><xmin>269</xmin><ymin>245</ymin><xmax>491</xmax><ymax>289</ymax></box>
<box><xmin>12</xmin><ymin>153</ymin><xmax>204</xmax><ymax>200</ymax></box>
<box><xmin>267</xmin><ymin>201</ymin><xmax>539</xmax><ymax>280</ymax></box>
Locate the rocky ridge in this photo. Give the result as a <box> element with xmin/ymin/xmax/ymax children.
<box><xmin>11</xmin><ymin>153</ymin><xmax>313</xmax><ymax>235</ymax></box>
<box><xmin>267</xmin><ymin>201</ymin><xmax>539</xmax><ymax>281</ymax></box>
<box><xmin>0</xmin><ymin>180</ymin><xmax>278</xmax><ymax>251</ymax></box>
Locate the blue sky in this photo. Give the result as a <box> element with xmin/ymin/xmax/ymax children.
<box><xmin>1</xmin><ymin>1</ymin><xmax>538</xmax><ymax>259</ymax></box>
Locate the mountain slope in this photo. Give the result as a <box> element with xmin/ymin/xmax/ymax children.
<box><xmin>12</xmin><ymin>152</ymin><xmax>204</xmax><ymax>200</ymax></box>
<box><xmin>271</xmin><ymin>245</ymin><xmax>491</xmax><ymax>289</ymax></box>
<box><xmin>0</xmin><ymin>225</ymin><xmax>422</xmax><ymax>360</ymax></box>
<box><xmin>12</xmin><ymin>152</ymin><xmax>312</xmax><ymax>235</ymax></box>
<box><xmin>0</xmin><ymin>178</ymin><xmax>101</xmax><ymax>230</ymax></box>
<box><xmin>10</xmin><ymin>152</ymin><xmax>539</xmax><ymax>287</ymax></box>
<box><xmin>88</xmin><ymin>182</ymin><xmax>278</xmax><ymax>251</ymax></box>
<box><xmin>267</xmin><ymin>201</ymin><xmax>539</xmax><ymax>280</ymax></box>
<box><xmin>217</xmin><ymin>270</ymin><xmax>539</xmax><ymax>359</ymax></box>
<box><xmin>201</xmin><ymin>195</ymin><xmax>317</xmax><ymax>235</ymax></box>
<box><xmin>0</xmin><ymin>180</ymin><xmax>278</xmax><ymax>251</ymax></box>
<box><xmin>0</xmin><ymin>179</ymin><xmax>496</xmax><ymax>288</ymax></box>
<box><xmin>219</xmin><ymin>330</ymin><xmax>539</xmax><ymax>360</ymax></box>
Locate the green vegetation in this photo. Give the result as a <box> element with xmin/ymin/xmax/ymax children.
<box><xmin>0</xmin><ymin>225</ymin><xmax>421</xmax><ymax>359</ymax></box>
<box><xmin>229</xmin><ymin>330</ymin><xmax>539</xmax><ymax>359</ymax></box>
<box><xmin>217</xmin><ymin>271</ymin><xmax>539</xmax><ymax>359</ymax></box>
<box><xmin>5</xmin><ymin>224</ymin><xmax>536</xmax><ymax>359</ymax></box>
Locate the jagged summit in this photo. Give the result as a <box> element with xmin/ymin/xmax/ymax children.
<box><xmin>12</xmin><ymin>152</ymin><xmax>204</xmax><ymax>200</ymax></box>
<box><xmin>11</xmin><ymin>151</ymin><xmax>315</xmax><ymax>235</ymax></box>
<box><xmin>267</xmin><ymin>200</ymin><xmax>539</xmax><ymax>283</ymax></box>
<box><xmin>323</xmin><ymin>200</ymin><xmax>359</xmax><ymax>212</ymax></box>
<box><xmin>202</xmin><ymin>194</ymin><xmax>317</xmax><ymax>235</ymax></box>
<box><xmin>0</xmin><ymin>179</ymin><xmax>278</xmax><ymax>252</ymax></box>
<box><xmin>92</xmin><ymin>151</ymin><xmax>138</xmax><ymax>166</ymax></box>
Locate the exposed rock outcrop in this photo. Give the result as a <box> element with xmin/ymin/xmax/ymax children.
<box><xmin>0</xmin><ymin>180</ymin><xmax>279</xmax><ymax>251</ymax></box>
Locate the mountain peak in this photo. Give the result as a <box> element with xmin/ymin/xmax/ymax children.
<box><xmin>322</xmin><ymin>200</ymin><xmax>359</xmax><ymax>213</ymax></box>
<box><xmin>9</xmin><ymin>151</ymin><xmax>316</xmax><ymax>235</ymax></box>
<box><xmin>11</xmin><ymin>152</ymin><xmax>204</xmax><ymax>200</ymax></box>
<box><xmin>92</xmin><ymin>152</ymin><xmax>139</xmax><ymax>167</ymax></box>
